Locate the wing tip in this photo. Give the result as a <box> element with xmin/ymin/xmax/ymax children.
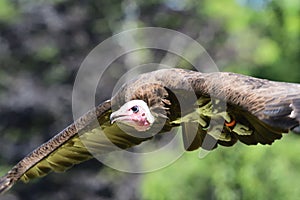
<box><xmin>0</xmin><ymin>175</ymin><xmax>14</xmax><ymax>195</ymax></box>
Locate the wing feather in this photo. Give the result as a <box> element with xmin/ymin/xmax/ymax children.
<box><xmin>135</xmin><ymin>69</ymin><xmax>299</xmax><ymax>149</ymax></box>
<box><xmin>0</xmin><ymin>100</ymin><xmax>112</xmax><ymax>193</ymax></box>
<box><xmin>189</xmin><ymin>71</ymin><xmax>299</xmax><ymax>146</ymax></box>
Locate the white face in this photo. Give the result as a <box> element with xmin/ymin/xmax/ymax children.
<box><xmin>110</xmin><ymin>100</ymin><xmax>155</xmax><ymax>131</ymax></box>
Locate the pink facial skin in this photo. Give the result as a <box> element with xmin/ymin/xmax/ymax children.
<box><xmin>110</xmin><ymin>100</ymin><xmax>155</xmax><ymax>131</ymax></box>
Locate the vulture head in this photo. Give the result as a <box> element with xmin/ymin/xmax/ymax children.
<box><xmin>110</xmin><ymin>100</ymin><xmax>155</xmax><ymax>131</ymax></box>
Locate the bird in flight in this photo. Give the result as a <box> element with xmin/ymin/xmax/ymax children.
<box><xmin>0</xmin><ymin>68</ymin><xmax>299</xmax><ymax>194</ymax></box>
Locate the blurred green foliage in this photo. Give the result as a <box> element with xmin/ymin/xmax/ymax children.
<box><xmin>142</xmin><ymin>135</ymin><xmax>300</xmax><ymax>200</ymax></box>
<box><xmin>0</xmin><ymin>0</ymin><xmax>18</xmax><ymax>22</ymax></box>
<box><xmin>0</xmin><ymin>0</ymin><xmax>299</xmax><ymax>199</ymax></box>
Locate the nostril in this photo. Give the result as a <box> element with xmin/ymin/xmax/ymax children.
<box><xmin>142</xmin><ymin>113</ymin><xmax>145</xmax><ymax>116</ymax></box>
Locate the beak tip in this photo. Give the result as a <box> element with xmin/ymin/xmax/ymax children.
<box><xmin>109</xmin><ymin>114</ymin><xmax>114</xmax><ymax>124</ymax></box>
<box><xmin>110</xmin><ymin>112</ymin><xmax>119</xmax><ymax>124</ymax></box>
<box><xmin>110</xmin><ymin>119</ymin><xmax>114</xmax><ymax>124</ymax></box>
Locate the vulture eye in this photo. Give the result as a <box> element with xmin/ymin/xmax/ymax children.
<box><xmin>131</xmin><ymin>105</ymin><xmax>139</xmax><ymax>113</ymax></box>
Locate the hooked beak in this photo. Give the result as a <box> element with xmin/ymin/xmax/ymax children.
<box><xmin>110</xmin><ymin>111</ymin><xmax>126</xmax><ymax>124</ymax></box>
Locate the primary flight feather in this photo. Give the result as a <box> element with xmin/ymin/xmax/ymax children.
<box><xmin>0</xmin><ymin>68</ymin><xmax>299</xmax><ymax>194</ymax></box>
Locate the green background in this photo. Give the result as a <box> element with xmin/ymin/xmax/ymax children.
<box><xmin>0</xmin><ymin>0</ymin><xmax>299</xmax><ymax>199</ymax></box>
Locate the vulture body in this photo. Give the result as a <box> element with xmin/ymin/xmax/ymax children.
<box><xmin>1</xmin><ymin>68</ymin><xmax>300</xmax><ymax>194</ymax></box>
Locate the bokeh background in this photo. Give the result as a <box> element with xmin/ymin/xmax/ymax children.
<box><xmin>0</xmin><ymin>0</ymin><xmax>299</xmax><ymax>199</ymax></box>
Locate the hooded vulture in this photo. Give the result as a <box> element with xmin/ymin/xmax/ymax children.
<box><xmin>0</xmin><ymin>68</ymin><xmax>300</xmax><ymax>194</ymax></box>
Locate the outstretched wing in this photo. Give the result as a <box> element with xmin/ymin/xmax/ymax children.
<box><xmin>0</xmin><ymin>100</ymin><xmax>149</xmax><ymax>194</ymax></box>
<box><xmin>1</xmin><ymin>69</ymin><xmax>299</xmax><ymax>193</ymax></box>
<box><xmin>180</xmin><ymin>71</ymin><xmax>300</xmax><ymax>150</ymax></box>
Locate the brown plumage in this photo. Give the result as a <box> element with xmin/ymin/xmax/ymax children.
<box><xmin>0</xmin><ymin>68</ymin><xmax>299</xmax><ymax>194</ymax></box>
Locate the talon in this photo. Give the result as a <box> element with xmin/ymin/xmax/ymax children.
<box><xmin>225</xmin><ymin>119</ymin><xmax>236</xmax><ymax>127</ymax></box>
<box><xmin>202</xmin><ymin>123</ymin><xmax>210</xmax><ymax>130</ymax></box>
